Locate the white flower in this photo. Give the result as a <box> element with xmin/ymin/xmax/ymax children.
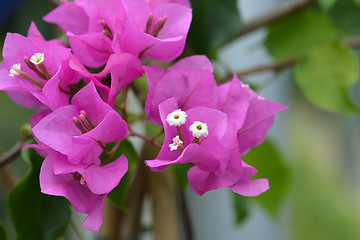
<box><xmin>9</xmin><ymin>63</ymin><xmax>21</xmax><ymax>77</ymax></box>
<box><xmin>166</xmin><ymin>109</ymin><xmax>187</xmax><ymax>126</ymax></box>
<box><xmin>169</xmin><ymin>135</ymin><xmax>183</xmax><ymax>151</ymax></box>
<box><xmin>189</xmin><ymin>121</ymin><xmax>209</xmax><ymax>138</ymax></box>
<box><xmin>30</xmin><ymin>53</ymin><xmax>45</xmax><ymax>65</ymax></box>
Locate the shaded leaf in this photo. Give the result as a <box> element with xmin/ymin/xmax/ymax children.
<box><xmin>146</xmin><ymin>121</ymin><xmax>164</xmax><ymax>144</ymax></box>
<box><xmin>295</xmin><ymin>42</ymin><xmax>360</xmax><ymax>113</ymax></box>
<box><xmin>188</xmin><ymin>0</ymin><xmax>242</xmax><ymax>55</ymax></box>
<box><xmin>242</xmin><ymin>140</ymin><xmax>289</xmax><ymax>216</ymax></box>
<box><xmin>172</xmin><ymin>163</ymin><xmax>192</xmax><ymax>191</ymax></box>
<box><xmin>318</xmin><ymin>0</ymin><xmax>337</xmax><ymax>10</ymax></box>
<box><xmin>0</xmin><ymin>223</ymin><xmax>7</xmax><ymax>240</ymax></box>
<box><xmin>231</xmin><ymin>192</ymin><xmax>248</xmax><ymax>225</ymax></box>
<box><xmin>265</xmin><ymin>9</ymin><xmax>338</xmax><ymax>60</ymax></box>
<box><xmin>7</xmin><ymin>148</ymin><xmax>71</xmax><ymax>240</ymax></box>
<box><xmin>107</xmin><ymin>140</ymin><xmax>138</xmax><ymax>212</ymax></box>
<box><xmin>329</xmin><ymin>0</ymin><xmax>360</xmax><ymax>35</ymax></box>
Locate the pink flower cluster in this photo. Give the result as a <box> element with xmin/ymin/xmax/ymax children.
<box><xmin>0</xmin><ymin>0</ymin><xmax>286</xmax><ymax>232</ymax></box>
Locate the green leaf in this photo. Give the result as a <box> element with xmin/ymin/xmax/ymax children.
<box><xmin>318</xmin><ymin>0</ymin><xmax>337</xmax><ymax>10</ymax></box>
<box><xmin>0</xmin><ymin>223</ymin><xmax>7</xmax><ymax>240</ymax></box>
<box><xmin>7</xmin><ymin>148</ymin><xmax>71</xmax><ymax>240</ymax></box>
<box><xmin>265</xmin><ymin>9</ymin><xmax>338</xmax><ymax>60</ymax></box>
<box><xmin>188</xmin><ymin>0</ymin><xmax>242</xmax><ymax>55</ymax></box>
<box><xmin>329</xmin><ymin>0</ymin><xmax>360</xmax><ymax>35</ymax></box>
<box><xmin>107</xmin><ymin>140</ymin><xmax>138</xmax><ymax>212</ymax></box>
<box><xmin>231</xmin><ymin>192</ymin><xmax>248</xmax><ymax>225</ymax></box>
<box><xmin>171</xmin><ymin>164</ymin><xmax>192</xmax><ymax>191</ymax></box>
<box><xmin>295</xmin><ymin>42</ymin><xmax>360</xmax><ymax>113</ymax></box>
<box><xmin>242</xmin><ymin>140</ymin><xmax>289</xmax><ymax>216</ymax></box>
<box><xmin>146</xmin><ymin>121</ymin><xmax>164</xmax><ymax>144</ymax></box>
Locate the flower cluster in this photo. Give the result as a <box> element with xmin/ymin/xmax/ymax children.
<box><xmin>0</xmin><ymin>0</ymin><xmax>286</xmax><ymax>232</ymax></box>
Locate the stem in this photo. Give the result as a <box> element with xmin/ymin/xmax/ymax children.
<box><xmin>151</xmin><ymin>128</ymin><xmax>164</xmax><ymax>141</ymax></box>
<box><xmin>219</xmin><ymin>57</ymin><xmax>298</xmax><ymax>82</ymax></box>
<box><xmin>102</xmin><ymin>141</ymin><xmax>121</xmax><ymax>165</ymax></box>
<box><xmin>226</xmin><ymin>0</ymin><xmax>316</xmax><ymax>45</ymax></box>
<box><xmin>118</xmin><ymin>160</ymin><xmax>147</xmax><ymax>239</ymax></box>
<box><xmin>129</xmin><ymin>129</ymin><xmax>162</xmax><ymax>149</ymax></box>
<box><xmin>179</xmin><ymin>188</ymin><xmax>194</xmax><ymax>240</ymax></box>
<box><xmin>148</xmin><ymin>167</ymin><xmax>179</xmax><ymax>240</ymax></box>
<box><xmin>122</xmin><ymin>85</ymin><xmax>130</xmax><ymax>123</ymax></box>
<box><xmin>219</xmin><ymin>36</ymin><xmax>360</xmax><ymax>82</ymax></box>
<box><xmin>0</xmin><ymin>137</ymin><xmax>30</xmax><ymax>167</ymax></box>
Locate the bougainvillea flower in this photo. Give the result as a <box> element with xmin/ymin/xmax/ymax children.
<box><xmin>218</xmin><ymin>74</ymin><xmax>287</xmax><ymax>154</ymax></box>
<box><xmin>40</xmin><ymin>150</ymin><xmax>128</xmax><ymax>231</ymax></box>
<box><xmin>69</xmin><ymin>53</ymin><xmax>144</xmax><ymax>106</ymax></box>
<box><xmin>0</xmin><ymin>25</ymin><xmax>79</xmax><ymax>110</ymax></box>
<box><xmin>120</xmin><ymin>0</ymin><xmax>192</xmax><ymax>61</ymax></box>
<box><xmin>147</xmin><ymin>0</ymin><xmax>191</xmax><ymax>8</ymax></box>
<box><xmin>44</xmin><ymin>0</ymin><xmax>126</xmax><ymax>68</ymax></box>
<box><xmin>32</xmin><ymin>82</ymin><xmax>128</xmax><ymax>165</ymax></box>
<box><xmin>146</xmin><ymin>98</ymin><xmax>268</xmax><ymax>196</ymax></box>
<box><xmin>145</xmin><ymin>55</ymin><xmax>217</xmax><ymax>124</ymax></box>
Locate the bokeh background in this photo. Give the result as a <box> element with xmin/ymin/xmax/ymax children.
<box><xmin>1</xmin><ymin>0</ymin><xmax>360</xmax><ymax>239</ymax></box>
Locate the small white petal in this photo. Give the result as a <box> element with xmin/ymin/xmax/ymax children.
<box><xmin>30</xmin><ymin>53</ymin><xmax>45</xmax><ymax>65</ymax></box>
<box><xmin>189</xmin><ymin>121</ymin><xmax>209</xmax><ymax>138</ymax></box>
<box><xmin>166</xmin><ymin>109</ymin><xmax>187</xmax><ymax>126</ymax></box>
<box><xmin>9</xmin><ymin>63</ymin><xmax>21</xmax><ymax>77</ymax></box>
<box><xmin>169</xmin><ymin>135</ymin><xmax>183</xmax><ymax>151</ymax></box>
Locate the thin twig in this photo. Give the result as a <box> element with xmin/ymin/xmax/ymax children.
<box><xmin>227</xmin><ymin>0</ymin><xmax>316</xmax><ymax>44</ymax></box>
<box><xmin>219</xmin><ymin>57</ymin><xmax>298</xmax><ymax>82</ymax></box>
<box><xmin>122</xmin><ymin>85</ymin><xmax>131</xmax><ymax>122</ymax></box>
<box><xmin>0</xmin><ymin>137</ymin><xmax>30</xmax><ymax>167</ymax></box>
<box><xmin>151</xmin><ymin>128</ymin><xmax>164</xmax><ymax>141</ymax></box>
<box><xmin>128</xmin><ymin>129</ymin><xmax>162</xmax><ymax>149</ymax></box>
<box><xmin>179</xmin><ymin>188</ymin><xmax>194</xmax><ymax>240</ymax></box>
<box><xmin>219</xmin><ymin>36</ymin><xmax>360</xmax><ymax>82</ymax></box>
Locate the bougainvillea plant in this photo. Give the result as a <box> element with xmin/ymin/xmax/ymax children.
<box><xmin>0</xmin><ymin>0</ymin><xmax>287</xmax><ymax>237</ymax></box>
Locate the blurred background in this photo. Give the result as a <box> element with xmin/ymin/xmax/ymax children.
<box><xmin>1</xmin><ymin>0</ymin><xmax>360</xmax><ymax>239</ymax></box>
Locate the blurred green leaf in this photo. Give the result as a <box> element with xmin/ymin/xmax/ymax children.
<box><xmin>146</xmin><ymin>121</ymin><xmax>164</xmax><ymax>144</ymax></box>
<box><xmin>318</xmin><ymin>0</ymin><xmax>337</xmax><ymax>10</ymax></box>
<box><xmin>295</xmin><ymin>42</ymin><xmax>359</xmax><ymax>113</ymax></box>
<box><xmin>107</xmin><ymin>140</ymin><xmax>138</xmax><ymax>212</ymax></box>
<box><xmin>329</xmin><ymin>0</ymin><xmax>360</xmax><ymax>35</ymax></box>
<box><xmin>7</xmin><ymin>148</ymin><xmax>70</xmax><ymax>240</ymax></box>
<box><xmin>231</xmin><ymin>192</ymin><xmax>248</xmax><ymax>225</ymax></box>
<box><xmin>242</xmin><ymin>140</ymin><xmax>289</xmax><ymax>216</ymax></box>
<box><xmin>172</xmin><ymin>164</ymin><xmax>192</xmax><ymax>191</ymax></box>
<box><xmin>188</xmin><ymin>0</ymin><xmax>242</xmax><ymax>55</ymax></box>
<box><xmin>265</xmin><ymin>9</ymin><xmax>338</xmax><ymax>60</ymax></box>
<box><xmin>0</xmin><ymin>223</ymin><xmax>7</xmax><ymax>240</ymax></box>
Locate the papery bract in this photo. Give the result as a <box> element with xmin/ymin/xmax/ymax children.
<box><xmin>44</xmin><ymin>0</ymin><xmax>126</xmax><ymax>68</ymax></box>
<box><xmin>32</xmin><ymin>82</ymin><xmax>128</xmax><ymax>165</ymax></box>
<box><xmin>69</xmin><ymin>53</ymin><xmax>144</xmax><ymax>106</ymax></box>
<box><xmin>40</xmin><ymin>150</ymin><xmax>128</xmax><ymax>232</ymax></box>
<box><xmin>121</xmin><ymin>0</ymin><xmax>192</xmax><ymax>61</ymax></box>
<box><xmin>217</xmin><ymin>75</ymin><xmax>287</xmax><ymax>154</ymax></box>
<box><xmin>145</xmin><ymin>55</ymin><xmax>217</xmax><ymax>124</ymax></box>
<box><xmin>0</xmin><ymin>24</ymin><xmax>79</xmax><ymax>111</ymax></box>
<box><xmin>145</xmin><ymin>98</ymin><xmax>268</xmax><ymax>196</ymax></box>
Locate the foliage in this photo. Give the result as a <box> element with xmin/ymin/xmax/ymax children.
<box><xmin>7</xmin><ymin>147</ymin><xmax>71</xmax><ymax>240</ymax></box>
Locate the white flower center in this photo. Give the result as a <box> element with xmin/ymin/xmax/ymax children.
<box><xmin>166</xmin><ymin>109</ymin><xmax>187</xmax><ymax>126</ymax></box>
<box><xmin>241</xmin><ymin>83</ymin><xmax>249</xmax><ymax>89</ymax></box>
<box><xmin>30</xmin><ymin>53</ymin><xmax>45</xmax><ymax>65</ymax></box>
<box><xmin>80</xmin><ymin>176</ymin><xmax>87</xmax><ymax>186</ymax></box>
<box><xmin>169</xmin><ymin>135</ymin><xmax>183</xmax><ymax>151</ymax></box>
<box><xmin>9</xmin><ymin>63</ymin><xmax>21</xmax><ymax>77</ymax></box>
<box><xmin>189</xmin><ymin>121</ymin><xmax>209</xmax><ymax>138</ymax></box>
